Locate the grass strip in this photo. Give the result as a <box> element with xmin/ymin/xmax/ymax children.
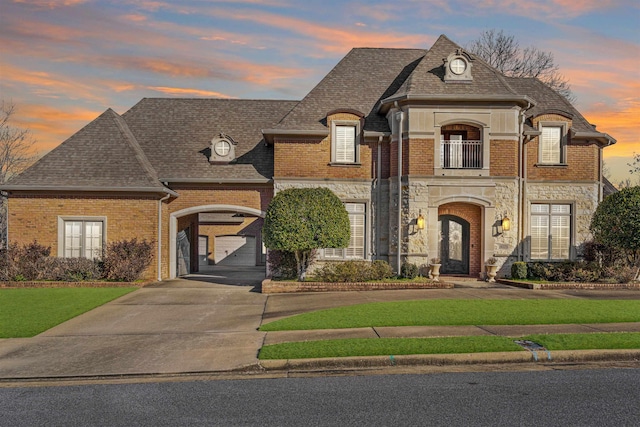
<box><xmin>526</xmin><ymin>332</ymin><xmax>640</xmax><ymax>351</ymax></box>
<box><xmin>0</xmin><ymin>287</ymin><xmax>137</xmax><ymax>338</ymax></box>
<box><xmin>259</xmin><ymin>335</ymin><xmax>522</xmax><ymax>359</ymax></box>
<box><xmin>260</xmin><ymin>299</ymin><xmax>640</xmax><ymax>331</ymax></box>
<box><xmin>258</xmin><ymin>332</ymin><xmax>640</xmax><ymax>360</ymax></box>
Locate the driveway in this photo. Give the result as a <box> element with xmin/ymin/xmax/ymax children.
<box><xmin>0</xmin><ymin>267</ymin><xmax>268</xmax><ymax>379</ymax></box>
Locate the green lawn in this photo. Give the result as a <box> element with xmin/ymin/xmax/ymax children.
<box><xmin>259</xmin><ymin>299</ymin><xmax>640</xmax><ymax>331</ymax></box>
<box><xmin>258</xmin><ymin>332</ymin><xmax>640</xmax><ymax>359</ymax></box>
<box><xmin>0</xmin><ymin>287</ymin><xmax>137</xmax><ymax>338</ymax></box>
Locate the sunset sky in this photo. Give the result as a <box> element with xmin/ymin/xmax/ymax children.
<box><xmin>1</xmin><ymin>0</ymin><xmax>639</xmax><ymax>185</ymax></box>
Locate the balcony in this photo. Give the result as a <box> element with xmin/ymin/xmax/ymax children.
<box><xmin>440</xmin><ymin>139</ymin><xmax>483</xmax><ymax>169</ymax></box>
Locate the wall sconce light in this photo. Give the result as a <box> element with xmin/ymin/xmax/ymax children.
<box><xmin>501</xmin><ymin>215</ymin><xmax>511</xmax><ymax>232</ymax></box>
<box><xmin>416</xmin><ymin>211</ymin><xmax>425</xmax><ymax>231</ymax></box>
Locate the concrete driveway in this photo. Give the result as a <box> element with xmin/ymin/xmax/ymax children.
<box><xmin>0</xmin><ymin>267</ymin><xmax>268</xmax><ymax>379</ymax></box>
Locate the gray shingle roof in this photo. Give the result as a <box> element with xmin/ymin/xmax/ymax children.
<box><xmin>3</xmin><ymin>109</ymin><xmax>166</xmax><ymax>191</ymax></box>
<box><xmin>122</xmin><ymin>98</ymin><xmax>298</xmax><ymax>181</ymax></box>
<box><xmin>273</xmin><ymin>47</ymin><xmax>426</xmax><ymax>133</ymax></box>
<box><xmin>505</xmin><ymin>77</ymin><xmax>596</xmax><ymax>133</ymax></box>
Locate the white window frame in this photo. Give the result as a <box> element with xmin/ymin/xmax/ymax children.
<box><xmin>530</xmin><ymin>203</ymin><xmax>572</xmax><ymax>261</ymax></box>
<box><xmin>58</xmin><ymin>216</ymin><xmax>106</xmax><ymax>260</ymax></box>
<box><xmin>331</xmin><ymin>121</ymin><xmax>360</xmax><ymax>164</ymax></box>
<box><xmin>324</xmin><ymin>203</ymin><xmax>366</xmax><ymax>260</ymax></box>
<box><xmin>538</xmin><ymin>122</ymin><xmax>567</xmax><ymax>165</ymax></box>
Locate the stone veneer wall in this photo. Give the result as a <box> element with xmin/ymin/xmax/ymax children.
<box><xmin>526</xmin><ymin>182</ymin><xmax>600</xmax><ymax>259</ymax></box>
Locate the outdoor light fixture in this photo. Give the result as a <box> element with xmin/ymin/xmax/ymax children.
<box><xmin>416</xmin><ymin>211</ymin><xmax>425</xmax><ymax>231</ymax></box>
<box><xmin>501</xmin><ymin>215</ymin><xmax>511</xmax><ymax>232</ymax></box>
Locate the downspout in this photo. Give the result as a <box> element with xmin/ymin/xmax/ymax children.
<box><xmin>1</xmin><ymin>191</ymin><xmax>8</xmax><ymax>250</ymax></box>
<box><xmin>395</xmin><ymin>103</ymin><xmax>404</xmax><ymax>274</ymax></box>
<box><xmin>519</xmin><ymin>102</ymin><xmax>531</xmax><ymax>262</ymax></box>
<box><xmin>376</xmin><ymin>135</ymin><xmax>383</xmax><ymax>260</ymax></box>
<box><xmin>157</xmin><ymin>192</ymin><xmax>171</xmax><ymax>281</ymax></box>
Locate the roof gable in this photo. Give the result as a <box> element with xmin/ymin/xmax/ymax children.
<box><xmin>388</xmin><ymin>34</ymin><xmax>519</xmax><ymax>100</ymax></box>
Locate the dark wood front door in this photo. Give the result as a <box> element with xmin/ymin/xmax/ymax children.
<box><xmin>439</xmin><ymin>215</ymin><xmax>469</xmax><ymax>275</ymax></box>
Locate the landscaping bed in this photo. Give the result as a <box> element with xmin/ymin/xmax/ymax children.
<box><xmin>1</xmin><ymin>280</ymin><xmax>151</xmax><ymax>288</ymax></box>
<box><xmin>498</xmin><ymin>279</ymin><xmax>640</xmax><ymax>290</ymax></box>
<box><xmin>261</xmin><ymin>279</ymin><xmax>453</xmax><ymax>293</ymax></box>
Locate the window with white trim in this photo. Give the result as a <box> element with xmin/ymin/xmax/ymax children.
<box><xmin>324</xmin><ymin>203</ymin><xmax>365</xmax><ymax>259</ymax></box>
<box><xmin>539</xmin><ymin>125</ymin><xmax>565</xmax><ymax>164</ymax></box>
<box><xmin>63</xmin><ymin>220</ymin><xmax>104</xmax><ymax>259</ymax></box>
<box><xmin>530</xmin><ymin>203</ymin><xmax>571</xmax><ymax>260</ymax></box>
<box><xmin>332</xmin><ymin>123</ymin><xmax>358</xmax><ymax>163</ymax></box>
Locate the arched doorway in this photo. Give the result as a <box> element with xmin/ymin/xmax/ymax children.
<box><xmin>439</xmin><ymin>215</ymin><xmax>470</xmax><ymax>275</ymax></box>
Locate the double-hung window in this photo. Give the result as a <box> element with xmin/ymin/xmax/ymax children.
<box><xmin>324</xmin><ymin>203</ymin><xmax>365</xmax><ymax>259</ymax></box>
<box><xmin>61</xmin><ymin>219</ymin><xmax>105</xmax><ymax>259</ymax></box>
<box><xmin>332</xmin><ymin>123</ymin><xmax>358</xmax><ymax>163</ymax></box>
<box><xmin>530</xmin><ymin>203</ymin><xmax>571</xmax><ymax>260</ymax></box>
<box><xmin>539</xmin><ymin>124</ymin><xmax>566</xmax><ymax>164</ymax></box>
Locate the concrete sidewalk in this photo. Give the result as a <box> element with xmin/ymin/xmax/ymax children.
<box><xmin>1</xmin><ymin>274</ymin><xmax>639</xmax><ymax>381</ymax></box>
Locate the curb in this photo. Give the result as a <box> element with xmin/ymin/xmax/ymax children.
<box><xmin>258</xmin><ymin>349</ymin><xmax>640</xmax><ymax>372</ymax></box>
<box><xmin>1</xmin><ymin>350</ymin><xmax>638</xmax><ymax>385</ymax></box>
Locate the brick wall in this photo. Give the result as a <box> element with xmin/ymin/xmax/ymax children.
<box><xmin>407</xmin><ymin>138</ymin><xmax>435</xmax><ymax>175</ymax></box>
<box><xmin>528</xmin><ymin>113</ymin><xmax>599</xmax><ymax>181</ymax></box>
<box><xmin>438</xmin><ymin>202</ymin><xmax>482</xmax><ymax>277</ymax></box>
<box><xmin>490</xmin><ymin>140</ymin><xmax>519</xmax><ymax>176</ymax></box>
<box><xmin>273</xmin><ymin>112</ymin><xmax>373</xmax><ymax>180</ymax></box>
<box><xmin>8</xmin><ymin>195</ymin><xmax>159</xmax><ymax>280</ymax></box>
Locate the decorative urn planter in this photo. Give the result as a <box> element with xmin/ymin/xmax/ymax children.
<box><xmin>485</xmin><ymin>257</ymin><xmax>498</xmax><ymax>283</ymax></box>
<box><xmin>429</xmin><ymin>258</ymin><xmax>441</xmax><ymax>282</ymax></box>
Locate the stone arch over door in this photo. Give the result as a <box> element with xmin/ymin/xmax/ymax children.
<box><xmin>169</xmin><ymin>205</ymin><xmax>266</xmax><ymax>279</ymax></box>
<box><xmin>428</xmin><ymin>195</ymin><xmax>494</xmax><ymax>279</ymax></box>
<box><xmin>438</xmin><ymin>203</ymin><xmax>482</xmax><ymax>277</ymax></box>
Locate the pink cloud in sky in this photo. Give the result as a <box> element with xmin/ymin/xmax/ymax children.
<box><xmin>470</xmin><ymin>0</ymin><xmax>633</xmax><ymax>19</ymax></box>
<box><xmin>212</xmin><ymin>8</ymin><xmax>428</xmax><ymax>53</ymax></box>
<box><xmin>12</xmin><ymin>0</ymin><xmax>88</xmax><ymax>9</ymax></box>
<box><xmin>148</xmin><ymin>87</ymin><xmax>236</xmax><ymax>98</ymax></box>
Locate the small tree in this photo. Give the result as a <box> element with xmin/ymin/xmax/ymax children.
<box><xmin>590</xmin><ymin>186</ymin><xmax>640</xmax><ymax>280</ymax></box>
<box><xmin>263</xmin><ymin>187</ymin><xmax>350</xmax><ymax>281</ymax></box>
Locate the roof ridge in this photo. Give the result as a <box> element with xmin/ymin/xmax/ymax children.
<box><xmin>107</xmin><ymin>109</ymin><xmax>162</xmax><ymax>187</ymax></box>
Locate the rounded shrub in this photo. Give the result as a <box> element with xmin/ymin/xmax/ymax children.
<box><xmin>510</xmin><ymin>262</ymin><xmax>527</xmax><ymax>279</ymax></box>
<box><xmin>400</xmin><ymin>262</ymin><xmax>419</xmax><ymax>279</ymax></box>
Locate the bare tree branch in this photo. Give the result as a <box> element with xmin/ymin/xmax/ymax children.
<box><xmin>467</xmin><ymin>29</ymin><xmax>576</xmax><ymax>103</ymax></box>
<box><xmin>0</xmin><ymin>100</ymin><xmax>39</xmax><ymax>246</ymax></box>
<box><xmin>0</xmin><ymin>100</ymin><xmax>37</xmax><ymax>184</ymax></box>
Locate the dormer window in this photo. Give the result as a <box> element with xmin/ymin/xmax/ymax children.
<box><xmin>210</xmin><ymin>133</ymin><xmax>236</xmax><ymax>163</ymax></box>
<box><xmin>443</xmin><ymin>49</ymin><xmax>473</xmax><ymax>82</ymax></box>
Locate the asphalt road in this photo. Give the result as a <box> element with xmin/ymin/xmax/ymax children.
<box><xmin>2</xmin><ymin>368</ymin><xmax>639</xmax><ymax>426</ymax></box>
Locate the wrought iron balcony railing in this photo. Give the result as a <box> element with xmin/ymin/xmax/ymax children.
<box><xmin>440</xmin><ymin>140</ymin><xmax>483</xmax><ymax>169</ymax></box>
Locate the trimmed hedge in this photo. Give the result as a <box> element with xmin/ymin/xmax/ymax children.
<box><xmin>315</xmin><ymin>260</ymin><xmax>394</xmax><ymax>283</ymax></box>
<box><xmin>526</xmin><ymin>261</ymin><xmax>635</xmax><ymax>283</ymax></box>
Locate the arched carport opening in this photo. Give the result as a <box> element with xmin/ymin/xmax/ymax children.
<box><xmin>169</xmin><ymin>205</ymin><xmax>266</xmax><ymax>279</ymax></box>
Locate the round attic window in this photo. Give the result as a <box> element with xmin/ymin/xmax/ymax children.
<box><xmin>450</xmin><ymin>58</ymin><xmax>467</xmax><ymax>75</ymax></box>
<box><xmin>214</xmin><ymin>140</ymin><xmax>231</xmax><ymax>156</ymax></box>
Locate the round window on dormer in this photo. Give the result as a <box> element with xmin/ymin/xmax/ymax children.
<box><xmin>214</xmin><ymin>140</ymin><xmax>231</xmax><ymax>156</ymax></box>
<box><xmin>450</xmin><ymin>58</ymin><xmax>467</xmax><ymax>75</ymax></box>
